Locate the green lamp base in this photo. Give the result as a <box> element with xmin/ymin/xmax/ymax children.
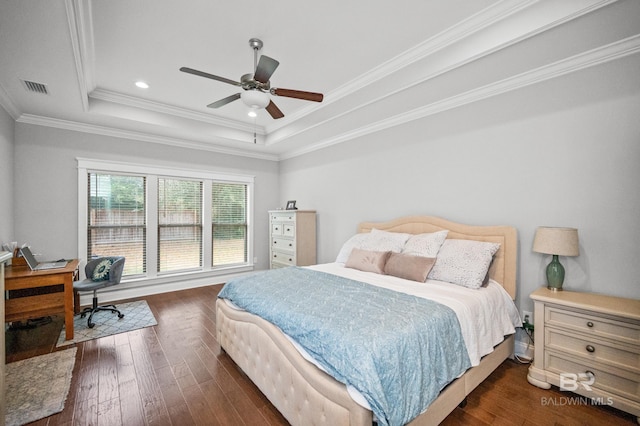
<box><xmin>546</xmin><ymin>254</ymin><xmax>565</xmax><ymax>291</ymax></box>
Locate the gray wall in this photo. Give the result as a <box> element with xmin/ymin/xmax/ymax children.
<box><xmin>280</xmin><ymin>55</ymin><xmax>640</xmax><ymax>315</ymax></box>
<box><xmin>12</xmin><ymin>123</ymin><xmax>280</xmax><ymax>271</ymax></box>
<box><xmin>0</xmin><ymin>106</ymin><xmax>14</xmax><ymax>246</ymax></box>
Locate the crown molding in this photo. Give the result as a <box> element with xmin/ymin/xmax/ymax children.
<box><xmin>65</xmin><ymin>0</ymin><xmax>90</xmax><ymax>111</ymax></box>
<box><xmin>89</xmin><ymin>89</ymin><xmax>265</xmax><ymax>135</ymax></box>
<box><xmin>268</xmin><ymin>0</ymin><xmax>621</xmax><ymax>148</ymax></box>
<box><xmin>0</xmin><ymin>82</ymin><xmax>20</xmax><ymax>120</ymax></box>
<box><xmin>16</xmin><ymin>114</ymin><xmax>279</xmax><ymax>161</ymax></box>
<box><xmin>280</xmin><ymin>34</ymin><xmax>640</xmax><ymax>160</ymax></box>
<box><xmin>265</xmin><ymin>0</ymin><xmax>538</xmax><ymax>137</ymax></box>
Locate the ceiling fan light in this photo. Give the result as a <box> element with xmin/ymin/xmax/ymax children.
<box><xmin>247</xmin><ymin>109</ymin><xmax>258</xmax><ymax>118</ymax></box>
<box><xmin>241</xmin><ymin>90</ymin><xmax>269</xmax><ymax>109</ymax></box>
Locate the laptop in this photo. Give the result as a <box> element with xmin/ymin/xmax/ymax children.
<box><xmin>19</xmin><ymin>246</ymin><xmax>68</xmax><ymax>271</ymax></box>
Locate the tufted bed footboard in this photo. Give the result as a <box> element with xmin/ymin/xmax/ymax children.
<box><xmin>217</xmin><ymin>298</ymin><xmax>373</xmax><ymax>426</ymax></box>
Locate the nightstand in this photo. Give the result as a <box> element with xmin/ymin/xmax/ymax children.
<box><xmin>527</xmin><ymin>287</ymin><xmax>640</xmax><ymax>421</ymax></box>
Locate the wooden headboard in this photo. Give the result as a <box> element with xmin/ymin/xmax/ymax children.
<box><xmin>358</xmin><ymin>216</ymin><xmax>518</xmax><ymax>299</ymax></box>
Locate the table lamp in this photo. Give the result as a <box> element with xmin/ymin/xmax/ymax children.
<box><xmin>532</xmin><ymin>227</ymin><xmax>579</xmax><ymax>291</ymax></box>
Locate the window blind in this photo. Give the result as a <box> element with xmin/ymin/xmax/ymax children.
<box><xmin>87</xmin><ymin>173</ymin><xmax>146</xmax><ymax>276</ymax></box>
<box><xmin>212</xmin><ymin>183</ymin><xmax>247</xmax><ymax>266</ymax></box>
<box><xmin>158</xmin><ymin>178</ymin><xmax>203</xmax><ymax>272</ymax></box>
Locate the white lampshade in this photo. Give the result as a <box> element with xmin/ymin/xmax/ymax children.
<box><xmin>241</xmin><ymin>90</ymin><xmax>270</xmax><ymax>109</ymax></box>
<box><xmin>532</xmin><ymin>227</ymin><xmax>579</xmax><ymax>256</ymax></box>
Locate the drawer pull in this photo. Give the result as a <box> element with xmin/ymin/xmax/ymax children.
<box><xmin>586</xmin><ymin>345</ymin><xmax>595</xmax><ymax>353</ymax></box>
<box><xmin>274</xmin><ymin>241</ymin><xmax>277</xmax><ymax>244</ymax></box>
<box><xmin>586</xmin><ymin>321</ymin><xmax>594</xmax><ymax>328</ymax></box>
<box><xmin>289</xmin><ymin>258</ymin><xmax>293</xmax><ymax>262</ymax></box>
<box><xmin>288</xmin><ymin>243</ymin><xmax>292</xmax><ymax>247</ymax></box>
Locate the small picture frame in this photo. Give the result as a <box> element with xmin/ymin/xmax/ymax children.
<box><xmin>285</xmin><ymin>200</ymin><xmax>297</xmax><ymax>210</ymax></box>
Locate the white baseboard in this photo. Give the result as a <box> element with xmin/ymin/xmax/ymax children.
<box><xmin>515</xmin><ymin>338</ymin><xmax>534</xmax><ymax>360</ymax></box>
<box><xmin>77</xmin><ymin>269</ymin><xmax>251</xmax><ymax>307</ymax></box>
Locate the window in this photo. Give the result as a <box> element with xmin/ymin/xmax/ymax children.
<box><xmin>158</xmin><ymin>178</ymin><xmax>203</xmax><ymax>273</ymax></box>
<box><xmin>212</xmin><ymin>183</ymin><xmax>247</xmax><ymax>266</ymax></box>
<box><xmin>79</xmin><ymin>159</ymin><xmax>254</xmax><ymax>281</ymax></box>
<box><xmin>87</xmin><ymin>173</ymin><xmax>146</xmax><ymax>276</ymax></box>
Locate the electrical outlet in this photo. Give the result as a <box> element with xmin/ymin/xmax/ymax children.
<box><xmin>522</xmin><ymin>310</ymin><xmax>534</xmax><ymax>332</ymax></box>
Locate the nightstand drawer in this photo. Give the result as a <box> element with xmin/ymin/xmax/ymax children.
<box><xmin>546</xmin><ymin>306</ymin><xmax>640</xmax><ymax>345</ymax></box>
<box><xmin>272</xmin><ymin>250</ymin><xmax>295</xmax><ymax>266</ymax></box>
<box><xmin>546</xmin><ymin>351</ymin><xmax>640</xmax><ymax>402</ymax></box>
<box><xmin>272</xmin><ymin>237</ymin><xmax>295</xmax><ymax>252</ymax></box>
<box><xmin>546</xmin><ymin>328</ymin><xmax>640</xmax><ymax>373</ymax></box>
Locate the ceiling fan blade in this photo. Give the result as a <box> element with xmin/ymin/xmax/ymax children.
<box><xmin>271</xmin><ymin>88</ymin><xmax>323</xmax><ymax>102</ymax></box>
<box><xmin>207</xmin><ymin>93</ymin><xmax>241</xmax><ymax>108</ymax></box>
<box><xmin>180</xmin><ymin>67</ymin><xmax>241</xmax><ymax>87</ymax></box>
<box><xmin>253</xmin><ymin>55</ymin><xmax>279</xmax><ymax>84</ymax></box>
<box><xmin>266</xmin><ymin>100</ymin><xmax>284</xmax><ymax>119</ymax></box>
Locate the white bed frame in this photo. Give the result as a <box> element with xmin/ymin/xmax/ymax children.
<box><xmin>217</xmin><ymin>216</ymin><xmax>518</xmax><ymax>425</ymax></box>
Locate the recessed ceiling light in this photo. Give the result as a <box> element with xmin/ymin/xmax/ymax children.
<box><xmin>135</xmin><ymin>81</ymin><xmax>149</xmax><ymax>89</ymax></box>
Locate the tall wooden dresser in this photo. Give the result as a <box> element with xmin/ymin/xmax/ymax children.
<box><xmin>527</xmin><ymin>287</ymin><xmax>640</xmax><ymax>422</ymax></box>
<box><xmin>269</xmin><ymin>210</ymin><xmax>316</xmax><ymax>269</ymax></box>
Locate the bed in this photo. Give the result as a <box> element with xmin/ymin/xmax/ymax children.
<box><xmin>216</xmin><ymin>215</ymin><xmax>519</xmax><ymax>425</ymax></box>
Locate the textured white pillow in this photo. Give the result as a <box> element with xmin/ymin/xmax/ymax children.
<box><xmin>370</xmin><ymin>229</ymin><xmax>411</xmax><ymax>252</ymax></box>
<box><xmin>402</xmin><ymin>230</ymin><xmax>448</xmax><ymax>257</ymax></box>
<box><xmin>335</xmin><ymin>229</ymin><xmax>410</xmax><ymax>263</ymax></box>
<box><xmin>335</xmin><ymin>233</ymin><xmax>374</xmax><ymax>263</ymax></box>
<box><xmin>427</xmin><ymin>239</ymin><xmax>500</xmax><ymax>289</ymax></box>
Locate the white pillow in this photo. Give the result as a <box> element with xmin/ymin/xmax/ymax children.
<box><xmin>336</xmin><ymin>233</ymin><xmax>373</xmax><ymax>263</ymax></box>
<box><xmin>427</xmin><ymin>239</ymin><xmax>500</xmax><ymax>289</ymax></box>
<box><xmin>370</xmin><ymin>229</ymin><xmax>411</xmax><ymax>252</ymax></box>
<box><xmin>402</xmin><ymin>230</ymin><xmax>448</xmax><ymax>257</ymax></box>
<box><xmin>335</xmin><ymin>229</ymin><xmax>410</xmax><ymax>263</ymax></box>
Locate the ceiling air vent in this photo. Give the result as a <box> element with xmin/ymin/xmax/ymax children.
<box><xmin>21</xmin><ymin>79</ymin><xmax>49</xmax><ymax>95</ymax></box>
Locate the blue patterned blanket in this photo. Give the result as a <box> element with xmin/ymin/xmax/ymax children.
<box><xmin>218</xmin><ymin>267</ymin><xmax>471</xmax><ymax>426</ymax></box>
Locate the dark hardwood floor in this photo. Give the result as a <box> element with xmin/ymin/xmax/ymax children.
<box><xmin>6</xmin><ymin>284</ymin><xmax>636</xmax><ymax>426</ymax></box>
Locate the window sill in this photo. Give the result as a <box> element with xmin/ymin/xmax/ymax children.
<box><xmin>77</xmin><ymin>264</ymin><xmax>256</xmax><ymax>306</ymax></box>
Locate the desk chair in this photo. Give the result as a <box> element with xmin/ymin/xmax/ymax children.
<box><xmin>73</xmin><ymin>256</ymin><xmax>125</xmax><ymax>328</ymax></box>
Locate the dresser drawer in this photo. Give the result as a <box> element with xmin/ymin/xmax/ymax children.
<box><xmin>271</xmin><ymin>212</ymin><xmax>296</xmax><ymax>222</ymax></box>
<box><xmin>545</xmin><ymin>351</ymin><xmax>640</xmax><ymax>402</ymax></box>
<box><xmin>546</xmin><ymin>328</ymin><xmax>640</xmax><ymax>373</ymax></box>
<box><xmin>546</xmin><ymin>306</ymin><xmax>640</xmax><ymax>345</ymax></box>
<box><xmin>271</xmin><ymin>222</ymin><xmax>295</xmax><ymax>236</ymax></box>
<box><xmin>272</xmin><ymin>250</ymin><xmax>295</xmax><ymax>266</ymax></box>
<box><xmin>272</xmin><ymin>237</ymin><xmax>295</xmax><ymax>252</ymax></box>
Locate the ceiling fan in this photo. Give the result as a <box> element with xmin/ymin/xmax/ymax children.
<box><xmin>180</xmin><ymin>38</ymin><xmax>323</xmax><ymax>119</ymax></box>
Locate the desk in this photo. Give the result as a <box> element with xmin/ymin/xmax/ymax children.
<box><xmin>4</xmin><ymin>259</ymin><xmax>79</xmax><ymax>341</ymax></box>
